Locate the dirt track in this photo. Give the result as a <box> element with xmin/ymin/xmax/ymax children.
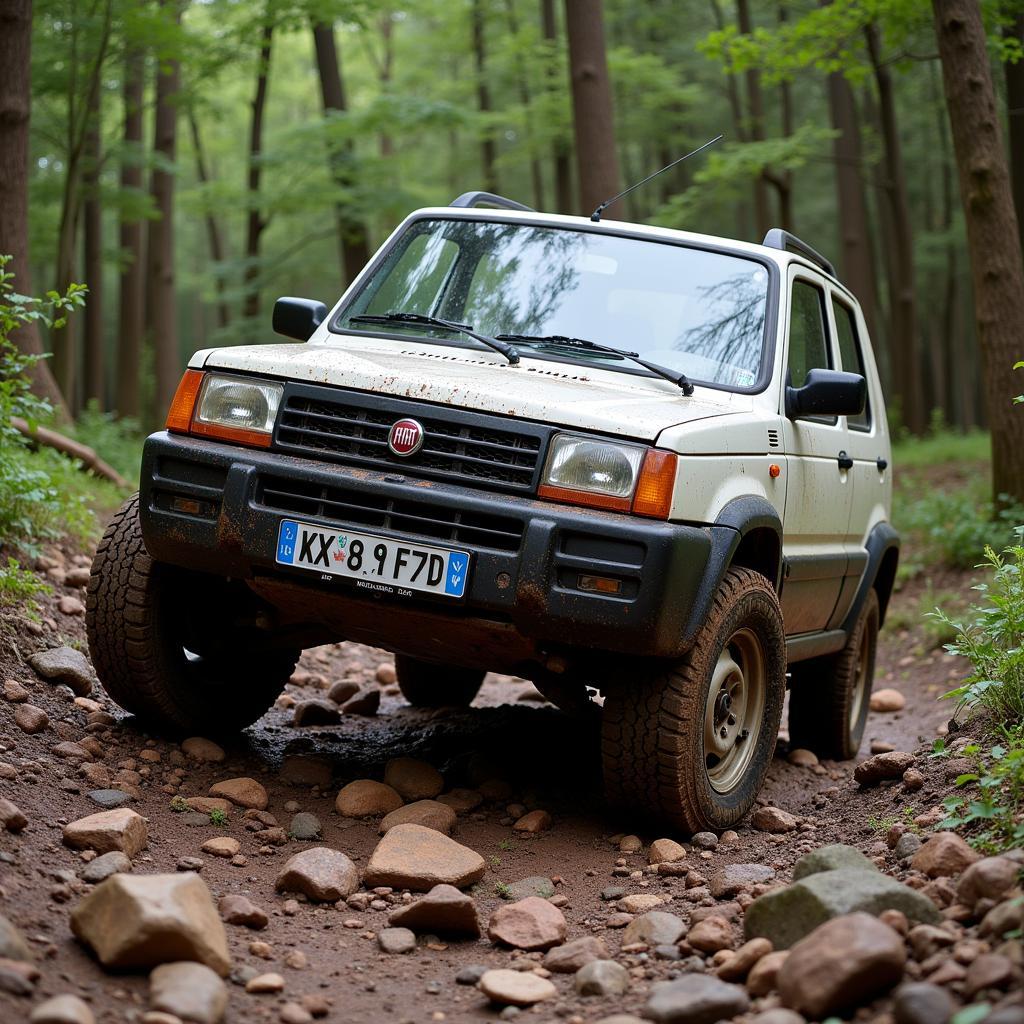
<box><xmin>0</xmin><ymin>540</ymin><xmax>981</xmax><ymax>1022</ymax></box>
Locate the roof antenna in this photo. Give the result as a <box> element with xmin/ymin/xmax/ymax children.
<box><xmin>590</xmin><ymin>135</ymin><xmax>724</xmax><ymax>222</ymax></box>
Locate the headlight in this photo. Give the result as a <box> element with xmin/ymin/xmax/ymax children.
<box><xmin>166</xmin><ymin>370</ymin><xmax>282</xmax><ymax>448</ymax></box>
<box><xmin>540</xmin><ymin>434</ymin><xmax>646</xmax><ymax>510</ymax></box>
<box><xmin>195</xmin><ymin>374</ymin><xmax>282</xmax><ymax>434</ymax></box>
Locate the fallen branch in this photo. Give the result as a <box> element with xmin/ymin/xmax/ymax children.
<box><xmin>10</xmin><ymin>416</ymin><xmax>131</xmax><ymax>490</ymax></box>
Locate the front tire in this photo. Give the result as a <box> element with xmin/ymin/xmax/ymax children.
<box><xmin>788</xmin><ymin>588</ymin><xmax>879</xmax><ymax>760</ymax></box>
<box><xmin>86</xmin><ymin>495</ymin><xmax>299</xmax><ymax>733</ymax></box>
<box><xmin>601</xmin><ymin>567</ymin><xmax>786</xmax><ymax>832</ymax></box>
<box><xmin>394</xmin><ymin>654</ymin><xmax>485</xmax><ymax>708</ymax></box>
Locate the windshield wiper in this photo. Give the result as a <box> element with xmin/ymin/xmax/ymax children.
<box><xmin>348</xmin><ymin>312</ymin><xmax>520</xmax><ymax>365</ymax></box>
<box><xmin>495</xmin><ymin>334</ymin><xmax>695</xmax><ymax>396</ymax></box>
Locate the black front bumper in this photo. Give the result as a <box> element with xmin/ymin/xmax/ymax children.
<box><xmin>139</xmin><ymin>431</ymin><xmax>729</xmax><ymax>662</ymax></box>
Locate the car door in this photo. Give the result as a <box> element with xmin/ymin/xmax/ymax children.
<box><xmin>780</xmin><ymin>269</ymin><xmax>854</xmax><ymax>635</ymax></box>
<box><xmin>822</xmin><ymin>288</ymin><xmax>887</xmax><ymax>629</ymax></box>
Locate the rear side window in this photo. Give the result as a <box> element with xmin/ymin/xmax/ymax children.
<box><xmin>832</xmin><ymin>298</ymin><xmax>871</xmax><ymax>429</ymax></box>
<box><xmin>787</xmin><ymin>280</ymin><xmax>831</xmax><ymax>388</ymax></box>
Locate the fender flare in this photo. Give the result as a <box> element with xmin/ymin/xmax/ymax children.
<box><xmin>842</xmin><ymin>521</ymin><xmax>900</xmax><ymax>633</ymax></box>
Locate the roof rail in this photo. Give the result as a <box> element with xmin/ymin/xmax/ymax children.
<box><xmin>761</xmin><ymin>228</ymin><xmax>836</xmax><ymax>278</ymax></box>
<box><xmin>450</xmin><ymin>191</ymin><xmax>534</xmax><ymax>213</ymax></box>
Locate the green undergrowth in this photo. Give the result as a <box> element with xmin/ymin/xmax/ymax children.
<box><xmin>891</xmin><ymin>427</ymin><xmax>989</xmax><ymax>468</ymax></box>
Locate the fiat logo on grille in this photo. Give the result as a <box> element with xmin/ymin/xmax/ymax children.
<box><xmin>388</xmin><ymin>418</ymin><xmax>424</xmax><ymax>457</ymax></box>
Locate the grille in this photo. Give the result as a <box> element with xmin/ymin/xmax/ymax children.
<box><xmin>256</xmin><ymin>474</ymin><xmax>525</xmax><ymax>552</ymax></box>
<box><xmin>767</xmin><ymin>429</ymin><xmax>780</xmax><ymax>449</ymax></box>
<box><xmin>275</xmin><ymin>390</ymin><xmax>545</xmax><ymax>493</ymax></box>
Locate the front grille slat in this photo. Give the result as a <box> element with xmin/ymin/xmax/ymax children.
<box><xmin>274</xmin><ymin>388</ymin><xmax>546</xmax><ymax>493</ymax></box>
<box><xmin>256</xmin><ymin>474</ymin><xmax>524</xmax><ymax>553</ymax></box>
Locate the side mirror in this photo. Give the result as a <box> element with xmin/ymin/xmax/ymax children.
<box><xmin>272</xmin><ymin>297</ymin><xmax>328</xmax><ymax>341</ymax></box>
<box><xmin>786</xmin><ymin>367</ymin><xmax>866</xmax><ymax>419</ymax></box>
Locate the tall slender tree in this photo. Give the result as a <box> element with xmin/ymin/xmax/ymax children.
<box><xmin>564</xmin><ymin>0</ymin><xmax>620</xmax><ymax>216</ymax></box>
<box><xmin>736</xmin><ymin>0</ymin><xmax>770</xmax><ymax>237</ymax></box>
<box><xmin>472</xmin><ymin>0</ymin><xmax>499</xmax><ymax>194</ymax></box>
<box><xmin>117</xmin><ymin>46</ymin><xmax>145</xmax><ymax>421</ymax></box>
<box><xmin>0</xmin><ymin>0</ymin><xmax>67</xmax><ymax>415</ymax></box>
<box><xmin>188</xmin><ymin>110</ymin><xmax>231</xmax><ymax>330</ymax></box>
<box><xmin>312</xmin><ymin>20</ymin><xmax>371</xmax><ymax>286</ymax></box>
<box><xmin>82</xmin><ymin>88</ymin><xmax>104</xmax><ymax>410</ymax></box>
<box><xmin>933</xmin><ymin>0</ymin><xmax>1024</xmax><ymax>504</ymax></box>
<box><xmin>540</xmin><ymin>0</ymin><xmax>572</xmax><ymax>213</ymax></box>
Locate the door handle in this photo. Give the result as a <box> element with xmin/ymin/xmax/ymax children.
<box><xmin>837</xmin><ymin>451</ymin><xmax>854</xmax><ymax>470</ymax></box>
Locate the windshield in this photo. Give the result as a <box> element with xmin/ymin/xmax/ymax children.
<box><xmin>333</xmin><ymin>218</ymin><xmax>771</xmax><ymax>390</ymax></box>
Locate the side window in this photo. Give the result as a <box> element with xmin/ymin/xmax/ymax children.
<box><xmin>832</xmin><ymin>298</ymin><xmax>871</xmax><ymax>429</ymax></box>
<box><xmin>788</xmin><ymin>280</ymin><xmax>831</xmax><ymax>388</ymax></box>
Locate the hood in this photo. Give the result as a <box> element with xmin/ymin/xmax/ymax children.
<box><xmin>197</xmin><ymin>334</ymin><xmax>750</xmax><ymax>441</ymax></box>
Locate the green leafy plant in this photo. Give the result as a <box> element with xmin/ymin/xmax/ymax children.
<box><xmin>0</xmin><ymin>558</ymin><xmax>51</xmax><ymax>607</ymax></box>
<box><xmin>71</xmin><ymin>401</ymin><xmax>143</xmax><ymax>486</ymax></box>
<box><xmin>494</xmin><ymin>881</ymin><xmax>512</xmax><ymax>899</ymax></box>
<box><xmin>170</xmin><ymin>795</ymin><xmax>189</xmax><ymax>812</ymax></box>
<box><xmin>209</xmin><ymin>808</ymin><xmax>228</xmax><ymax>826</ymax></box>
<box><xmin>933</xmin><ymin>536</ymin><xmax>1024</xmax><ymax>724</ymax></box>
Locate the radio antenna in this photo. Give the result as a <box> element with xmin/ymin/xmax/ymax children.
<box><xmin>590</xmin><ymin>134</ymin><xmax>724</xmax><ymax>222</ymax></box>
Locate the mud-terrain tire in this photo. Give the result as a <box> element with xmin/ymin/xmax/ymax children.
<box><xmin>788</xmin><ymin>588</ymin><xmax>879</xmax><ymax>761</ymax></box>
<box><xmin>601</xmin><ymin>567</ymin><xmax>785</xmax><ymax>833</ymax></box>
<box><xmin>395</xmin><ymin>654</ymin><xmax>485</xmax><ymax>708</ymax></box>
<box><xmin>86</xmin><ymin>494</ymin><xmax>299</xmax><ymax>733</ymax></box>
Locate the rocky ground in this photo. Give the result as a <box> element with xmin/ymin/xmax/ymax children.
<box><xmin>0</xmin><ymin>537</ymin><xmax>1021</xmax><ymax>1024</ymax></box>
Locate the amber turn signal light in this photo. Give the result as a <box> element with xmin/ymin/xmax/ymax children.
<box><xmin>165</xmin><ymin>369</ymin><xmax>205</xmax><ymax>433</ymax></box>
<box><xmin>632</xmin><ymin>450</ymin><xmax>677</xmax><ymax>519</ymax></box>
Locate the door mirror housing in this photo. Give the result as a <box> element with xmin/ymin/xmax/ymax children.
<box><xmin>272</xmin><ymin>297</ymin><xmax>328</xmax><ymax>341</ymax></box>
<box><xmin>786</xmin><ymin>367</ymin><xmax>866</xmax><ymax>419</ymax></box>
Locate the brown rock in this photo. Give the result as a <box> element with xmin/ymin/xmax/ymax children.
<box><xmin>910</xmin><ymin>832</ymin><xmax>981</xmax><ymax>878</ymax></box>
<box><xmin>751</xmin><ymin>806</ymin><xmax>798</xmax><ymax>833</ymax></box>
<box><xmin>184</xmin><ymin>798</ymin><xmax>232</xmax><ymax>816</ymax></box>
<box><xmin>618</xmin><ymin>893</ymin><xmax>667</xmax><ymax>914</ymax></box>
<box><xmin>335</xmin><ymin>779</ymin><xmax>403</xmax><ymax>817</ymax></box>
<box><xmin>0</xmin><ymin>797</ymin><xmax>27</xmax><ymax>833</ymax></box>
<box><xmin>28</xmin><ymin>994</ymin><xmax>95</xmax><ymax>1024</ymax></box>
<box><xmin>201</xmin><ymin>837</ymin><xmax>240</xmax><ymax>858</ymax></box>
<box><xmin>340</xmin><ymin>688</ymin><xmax>379</xmax><ymax>716</ymax></box>
<box><xmin>246</xmin><ymin>972</ymin><xmax>284</xmax><ymax>994</ymax></box>
<box><xmin>218</xmin><ymin>894</ymin><xmax>268</xmax><ymax>929</ymax></box>
<box><xmin>275</xmin><ymin>847</ymin><xmax>358</xmax><ymax>902</ymax></box>
<box><xmin>648</xmin><ymin>838</ymin><xmax>686</xmax><ymax>865</ymax></box>
<box><xmin>957</xmin><ymin>857</ymin><xmax>1019</xmax><ymax>907</ymax></box>
<box><xmin>963</xmin><ymin>953</ymin><xmax>1014</xmax><ymax>997</ymax></box>
<box><xmin>326</xmin><ymin>680</ymin><xmax>360</xmax><ymax>705</ymax></box>
<box><xmin>687</xmin><ymin>915</ymin><xmax>735</xmax><ymax>953</ymax></box>
<box><xmin>747</xmin><ymin>950</ymin><xmax>789</xmax><ymax>996</ymax></box>
<box><xmin>383</xmin><ymin>757</ymin><xmax>443</xmax><ymax>801</ymax></box>
<box><xmin>149</xmin><ymin>961</ymin><xmax>227</xmax><ymax>1023</ymax></box>
<box><xmin>487</xmin><ymin>896</ymin><xmax>567</xmax><ymax>951</ymax></box>
<box><xmin>388</xmin><ymin>883</ymin><xmax>480</xmax><ymax>937</ymax></box>
<box><xmin>208</xmin><ymin>778</ymin><xmax>268</xmax><ymax>810</ymax></box>
<box><xmin>63</xmin><ymin>808</ymin><xmax>148</xmax><ymax>856</ymax></box>
<box><xmin>787</xmin><ymin>748</ymin><xmax>819</xmax><ymax>767</ymax></box>
<box><xmin>717</xmin><ymin>937</ymin><xmax>773</xmax><ymax>981</ymax></box>
<box><xmin>53</xmin><ymin>741</ymin><xmax>94</xmax><ymax>762</ymax></box>
<box><xmin>70</xmin><ymin>872</ymin><xmax>231</xmax><ymax>975</ymax></box>
<box><xmin>3</xmin><ymin>679</ymin><xmax>29</xmax><ymax>702</ymax></box>
<box><xmin>27</xmin><ymin>646</ymin><xmax>94</xmax><ymax>696</ymax></box>
<box><xmin>543</xmin><ymin>935</ymin><xmax>609</xmax><ymax>973</ymax></box>
<box><xmin>181</xmin><ymin>738</ymin><xmax>226</xmax><ymax>763</ymax></box>
<box><xmin>855</xmin><ymin>751</ymin><xmax>915</xmax><ymax>786</ymax></box>
<box><xmin>870</xmin><ymin>688</ymin><xmax>906</xmax><ymax>712</ymax></box>
<box><xmin>436</xmin><ymin>788</ymin><xmax>483</xmax><ymax>813</ymax></box>
<box><xmin>14</xmin><ymin>704</ymin><xmax>48</xmax><ymax>734</ymax></box>
<box><xmin>777</xmin><ymin>912</ymin><xmax>905</xmax><ymax>1018</ymax></box>
<box><xmin>363</xmin><ymin>823</ymin><xmax>485</xmax><ymax>890</ymax></box>
<box><xmin>291</xmin><ymin>699</ymin><xmax>340</xmax><ymax>728</ymax></box>
<box><xmin>478</xmin><ymin>968</ymin><xmax>556</xmax><ymax>1006</ymax></box>
<box><xmin>622</xmin><ymin>911</ymin><xmax>686</xmax><ymax>948</ymax></box>
<box><xmin>513</xmin><ymin>809</ymin><xmax>551</xmax><ymax>833</ymax></box>
<box><xmin>380</xmin><ymin>799</ymin><xmax>456</xmax><ymax>835</ymax></box>
<box><xmin>902</xmin><ymin>768</ymin><xmax>925</xmax><ymax>791</ymax></box>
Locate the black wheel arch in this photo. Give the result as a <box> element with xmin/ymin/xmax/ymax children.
<box><xmin>843</xmin><ymin>521</ymin><xmax>900</xmax><ymax>631</ymax></box>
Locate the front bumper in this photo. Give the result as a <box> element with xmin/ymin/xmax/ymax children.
<box><xmin>139</xmin><ymin>431</ymin><xmax>728</xmax><ymax>662</ymax></box>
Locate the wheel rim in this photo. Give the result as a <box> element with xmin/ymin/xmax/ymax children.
<box><xmin>849</xmin><ymin>621</ymin><xmax>872</xmax><ymax>739</ymax></box>
<box><xmin>704</xmin><ymin>627</ymin><xmax>766</xmax><ymax>794</ymax></box>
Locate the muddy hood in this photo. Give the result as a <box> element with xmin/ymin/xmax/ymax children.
<box><xmin>197</xmin><ymin>336</ymin><xmax>749</xmax><ymax>441</ymax></box>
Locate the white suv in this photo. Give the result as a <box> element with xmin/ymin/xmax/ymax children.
<box><xmin>86</xmin><ymin>193</ymin><xmax>899</xmax><ymax>833</ymax></box>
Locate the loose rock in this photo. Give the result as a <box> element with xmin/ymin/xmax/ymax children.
<box><xmin>378</xmin><ymin>927</ymin><xmax>416</xmax><ymax>954</ymax></box>
<box><xmin>910</xmin><ymin>832</ymin><xmax>981</xmax><ymax>877</ymax></box>
<box><xmin>716</xmin><ymin>937</ymin><xmax>772</xmax><ymax>982</ymax></box>
<box><xmin>363</xmin><ymin>823</ymin><xmax>485</xmax><ymax>890</ymax></box>
<box><xmin>149</xmin><ymin>961</ymin><xmax>227</xmax><ymax>1024</ymax></box>
<box><xmin>63</xmin><ymin>808</ymin><xmax>148</xmax><ymax>857</ymax></box>
<box><xmin>82</xmin><ymin>850</ymin><xmax>132</xmax><ymax>884</ymax></box>
<box><xmin>181</xmin><ymin>738</ymin><xmax>226</xmax><ymax>763</ymax></box>
<box><xmin>28</xmin><ymin>646</ymin><xmax>95</xmax><ymax>696</ymax></box>
<box><xmin>957</xmin><ymin>856</ymin><xmax>1018</xmax><ymax>907</ymax></box>
<box><xmin>687</xmin><ymin>915</ymin><xmax>734</xmax><ymax>953</ymax></box>
<box><xmin>379</xmin><ymin>799</ymin><xmax>456</xmax><ymax>835</ymax></box>
<box><xmin>623</xmin><ymin>911</ymin><xmax>686</xmax><ymax>948</ymax></box>
<box><xmin>777</xmin><ymin>912</ymin><xmax>905</xmax><ymax>1019</ymax></box>
<box><xmin>543</xmin><ymin>935</ymin><xmax>608</xmax><ymax>973</ymax></box>
<box><xmin>871</xmin><ymin>688</ymin><xmax>906</xmax><ymax>712</ymax></box>
<box><xmin>14</xmin><ymin>704</ymin><xmax>48</xmax><ymax>734</ymax></box>
<box><xmin>644</xmin><ymin>973</ymin><xmax>750</xmax><ymax>1024</ymax></box>
<box><xmin>892</xmin><ymin>981</ymin><xmax>955</xmax><ymax>1024</ymax></box>
<box><xmin>208</xmin><ymin>778</ymin><xmax>268</xmax><ymax>811</ymax></box>
<box><xmin>478</xmin><ymin>968</ymin><xmax>556</xmax><ymax>1007</ymax></box>
<box><xmin>710</xmin><ymin>863</ymin><xmax>775</xmax><ymax>899</ymax></box>
<box><xmin>488</xmin><ymin>896</ymin><xmax>567</xmax><ymax>951</ymax></box>
<box><xmin>854</xmin><ymin>750</ymin><xmax>915</xmax><ymax>786</ymax></box>
<box><xmin>275</xmin><ymin>848</ymin><xmax>358</xmax><ymax>902</ymax></box>
<box><xmin>0</xmin><ymin>796</ymin><xmax>28</xmax><ymax>832</ymax></box>
<box><xmin>201</xmin><ymin>838</ymin><xmax>240</xmax><ymax>858</ymax></box>
<box><xmin>384</xmin><ymin>757</ymin><xmax>443</xmax><ymax>800</ymax></box>
<box><xmin>340</xmin><ymin>688</ymin><xmax>379</xmax><ymax>716</ymax></box>
<box><xmin>218</xmin><ymin>895</ymin><xmax>268</xmax><ymax>929</ymax></box>
<box><xmin>751</xmin><ymin>806</ymin><xmax>798</xmax><ymax>833</ymax></box>
<box><xmin>70</xmin><ymin>872</ymin><xmax>231</xmax><ymax>975</ymax></box>
<box><xmin>335</xmin><ymin>779</ymin><xmax>404</xmax><ymax>817</ymax></box>
<box><xmin>649</xmin><ymin>839</ymin><xmax>686</xmax><ymax>865</ymax></box>
<box><xmin>388</xmin><ymin>883</ymin><xmax>480</xmax><ymax>937</ymax></box>
<box><xmin>0</xmin><ymin>914</ymin><xmax>31</xmax><ymax>961</ymax></box>
<box><xmin>288</xmin><ymin>812</ymin><xmax>321</xmax><ymax>841</ymax></box>
<box><xmin>513</xmin><ymin>809</ymin><xmax>551</xmax><ymax>833</ymax></box>
<box><xmin>575</xmin><ymin>959</ymin><xmax>629</xmax><ymax>996</ymax></box>
<box><xmin>792</xmin><ymin>843</ymin><xmax>876</xmax><ymax>880</ymax></box>
<box><xmin>291</xmin><ymin>699</ymin><xmax>340</xmax><ymax>727</ymax></box>
<box><xmin>29</xmin><ymin>994</ymin><xmax>95</xmax><ymax>1024</ymax></box>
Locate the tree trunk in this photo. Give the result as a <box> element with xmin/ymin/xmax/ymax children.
<box><xmin>1005</xmin><ymin>13</ymin><xmax>1024</xmax><ymax>264</ymax></box>
<box><xmin>826</xmin><ymin>71</ymin><xmax>882</xmax><ymax>352</ymax></box>
<box><xmin>148</xmin><ymin>0</ymin><xmax>183</xmax><ymax>421</ymax></box>
<box><xmin>82</xmin><ymin>87</ymin><xmax>104</xmax><ymax>409</ymax></box>
<box><xmin>472</xmin><ymin>0</ymin><xmax>499</xmax><ymax>194</ymax></box>
<box><xmin>564</xmin><ymin>0</ymin><xmax>621</xmax><ymax>216</ymax></box>
<box><xmin>187</xmin><ymin>110</ymin><xmax>230</xmax><ymax>329</ymax></box>
<box><xmin>504</xmin><ymin>0</ymin><xmax>544</xmax><ymax>210</ymax></box>
<box><xmin>242</xmin><ymin>13</ymin><xmax>274</xmax><ymax>322</ymax></box>
<box><xmin>865</xmin><ymin>22</ymin><xmax>924</xmax><ymax>434</ymax></box>
<box><xmin>0</xmin><ymin>0</ymin><xmax>68</xmax><ymax>416</ymax></box>
<box><xmin>117</xmin><ymin>47</ymin><xmax>144</xmax><ymax>421</ymax></box>
<box><xmin>933</xmin><ymin>0</ymin><xmax>1024</xmax><ymax>505</ymax></box>
<box><xmin>737</xmin><ymin>0</ymin><xmax>771</xmax><ymax>237</ymax></box>
<box><xmin>541</xmin><ymin>0</ymin><xmax>572</xmax><ymax>213</ymax></box>
<box><xmin>312</xmin><ymin>21</ymin><xmax>371</xmax><ymax>286</ymax></box>
<box><xmin>376</xmin><ymin>13</ymin><xmax>395</xmax><ymax>160</ymax></box>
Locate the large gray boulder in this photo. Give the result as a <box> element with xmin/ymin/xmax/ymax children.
<box><xmin>792</xmin><ymin>843</ymin><xmax>877</xmax><ymax>881</ymax></box>
<box><xmin>745</xmin><ymin>867</ymin><xmax>941</xmax><ymax>949</ymax></box>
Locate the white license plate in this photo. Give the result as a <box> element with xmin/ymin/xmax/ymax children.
<box><xmin>275</xmin><ymin>519</ymin><xmax>470</xmax><ymax>599</ymax></box>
